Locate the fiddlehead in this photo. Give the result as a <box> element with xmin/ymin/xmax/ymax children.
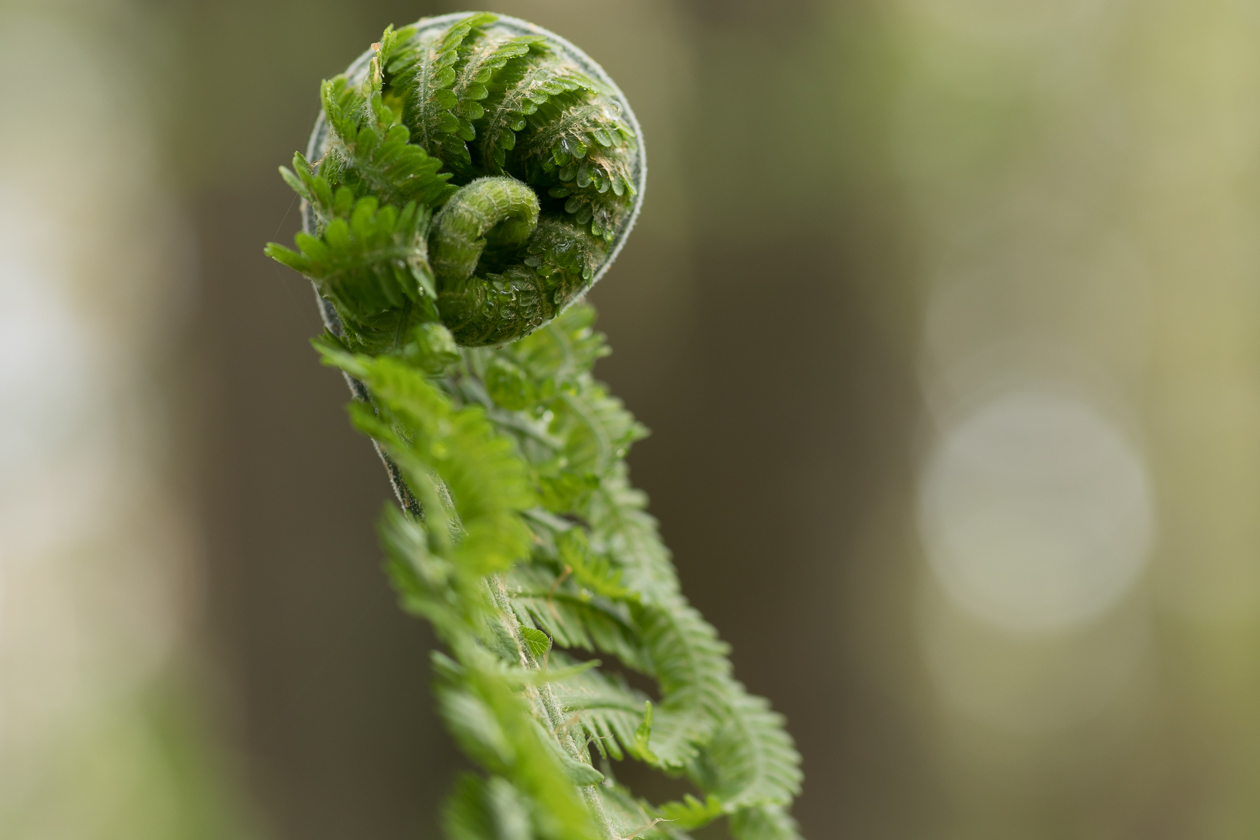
<box><xmin>268</xmin><ymin>12</ymin><xmax>641</xmax><ymax>351</ymax></box>
<box><xmin>428</xmin><ymin>177</ymin><xmax>603</xmax><ymax>345</ymax></box>
<box><xmin>266</xmin><ymin>13</ymin><xmax>802</xmax><ymax>840</ymax></box>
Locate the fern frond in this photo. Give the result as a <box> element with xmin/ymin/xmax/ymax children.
<box><xmin>692</xmin><ymin>686</ymin><xmax>803</xmax><ymax>811</ymax></box>
<box><xmin>515</xmin><ymin>89</ymin><xmax>638</xmax><ymax>240</ymax></box>
<box><xmin>270</xmin><ymin>14</ymin><xmax>803</xmax><ymax>839</ymax></box>
<box><xmin>551</xmin><ymin>382</ymin><xmax>647</xmax><ymax>477</ymax></box>
<box><xmin>728</xmin><ymin>805</ymin><xmax>804</xmax><ymax>840</ymax></box>
<box><xmin>489</xmin><ymin>304</ymin><xmax>644</xmax><ymax>479</ymax></box>
<box><xmin>546</xmin><ymin>655</ymin><xmax>650</xmax><ymax>761</ymax></box>
<box><xmin>506</xmin><ymin>564</ymin><xmax>648</xmax><ymax>672</ymax></box>
<box><xmin>380</xmin><ymin>505</ymin><xmax>465</xmax><ymax>632</ymax></box>
<box><xmin>452</xmin><ymin>28</ymin><xmax>544</xmax><ymax>129</ymax></box>
<box><xmin>546</xmin><ymin>144</ymin><xmax>639</xmax><ymax>242</ymax></box>
<box><xmin>556</xmin><ymin>528</ymin><xmax>637</xmax><ymax>603</ymax></box>
<box><xmin>321</xmin><ymin>73</ymin><xmax>376</xmax><ymax>152</ymax></box>
<box><xmin>522</xmin><ymin>215</ymin><xmax>607</xmax><ymax>293</ymax></box>
<box><xmin>317</xmin><ymin>73</ymin><xmax>458</xmax><ymax>208</ymax></box>
<box><xmin>635</xmin><ymin>597</ymin><xmax>732</xmax><ymax>768</ymax></box>
<box><xmin>655</xmin><ymin>794</ymin><xmax>725</xmax><ymax>831</ymax></box>
<box><xmin>516</xmin><ymin>90</ymin><xmax>632</xmax><ymax>173</ymax></box>
<box><xmin>344</xmin><ymin>122</ymin><xmax>457</xmax><ymax>207</ymax></box>
<box><xmin>462</xmin><ymin>662</ymin><xmax>603</xmax><ymax>840</ymax></box>
<box><xmin>436</xmin><ymin>679</ymin><xmax>517</xmax><ymax>772</ymax></box>
<box><xmin>444</xmin><ymin>774</ymin><xmax>532</xmax><ymax>840</ymax></box>
<box><xmin>375</xmin><ymin>24</ymin><xmax>416</xmax><ymax>72</ymax></box>
<box><xmin>265</xmin><ymin>196</ymin><xmax>436</xmax><ymax>354</ymax></box>
<box><xmin>391</xmin><ymin>12</ymin><xmax>497</xmax><ymax>175</ymax></box>
<box><xmin>585</xmin><ymin>464</ymin><xmax>682</xmax><ymax>599</ymax></box>
<box><xmin>279</xmin><ymin>151</ymin><xmax>336</xmax><ymax>232</ymax></box>
<box><xmin>474</xmin><ymin>52</ymin><xmax>595</xmax><ymax>173</ymax></box>
<box><xmin>320</xmin><ymin>348</ymin><xmax>536</xmax><ymax>577</ymax></box>
<box><xmin>506</xmin><ymin>300</ymin><xmax>610</xmax><ymax>380</ymax></box>
<box><xmin>596</xmin><ymin>783</ymin><xmax>694</xmax><ymax>840</ymax></box>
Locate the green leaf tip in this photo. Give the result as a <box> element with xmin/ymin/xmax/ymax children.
<box><xmin>519</xmin><ymin>626</ymin><xmax>552</xmax><ymax>660</ymax></box>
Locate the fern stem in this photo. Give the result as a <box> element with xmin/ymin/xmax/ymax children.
<box><xmin>490</xmin><ymin>574</ymin><xmax>617</xmax><ymax>839</ymax></box>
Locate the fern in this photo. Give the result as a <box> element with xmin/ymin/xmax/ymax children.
<box><xmin>390</xmin><ymin>12</ymin><xmax>498</xmax><ymax>178</ymax></box>
<box><xmin>265</xmin><ymin>196</ymin><xmax>436</xmax><ymax>355</ymax></box>
<box><xmin>475</xmin><ymin>54</ymin><xmax>595</xmax><ymax>174</ymax></box>
<box><xmin>546</xmin><ymin>654</ymin><xmax>651</xmax><ymax>762</ymax></box>
<box><xmin>691</xmin><ymin>687</ymin><xmax>804</xmax><ymax>810</ymax></box>
<box><xmin>317</xmin><ymin>36</ymin><xmax>458</xmax><ymax>211</ymax></box>
<box><xmin>729</xmin><ymin>806</ymin><xmax>804</xmax><ymax>840</ymax></box>
<box><xmin>635</xmin><ymin>597</ymin><xmax>732</xmax><ymax>769</ymax></box>
<box><xmin>518</xmin><ymin>90</ymin><xmax>638</xmax><ymax>241</ymax></box>
<box><xmin>266</xmin><ymin>12</ymin><xmax>803</xmax><ymax>840</ymax></box>
<box><xmin>505</xmin><ymin>563</ymin><xmax>648</xmax><ymax>673</ymax></box>
<box><xmin>451</xmin><ymin>29</ymin><xmax>544</xmax><ymax>132</ymax></box>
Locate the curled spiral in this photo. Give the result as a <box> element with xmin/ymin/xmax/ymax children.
<box><xmin>270</xmin><ymin>12</ymin><xmax>645</xmax><ymax>348</ymax></box>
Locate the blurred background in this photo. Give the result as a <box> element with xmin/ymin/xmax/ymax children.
<box><xmin>3</xmin><ymin>0</ymin><xmax>1260</xmax><ymax>837</ymax></box>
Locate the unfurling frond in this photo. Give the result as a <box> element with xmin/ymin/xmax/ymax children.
<box><xmin>266</xmin><ymin>12</ymin><xmax>802</xmax><ymax>840</ymax></box>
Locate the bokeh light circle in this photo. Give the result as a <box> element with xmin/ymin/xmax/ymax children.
<box><xmin>917</xmin><ymin>389</ymin><xmax>1153</xmax><ymax>633</ymax></box>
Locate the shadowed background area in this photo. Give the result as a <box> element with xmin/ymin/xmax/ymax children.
<box><xmin>4</xmin><ymin>0</ymin><xmax>1260</xmax><ymax>838</ymax></box>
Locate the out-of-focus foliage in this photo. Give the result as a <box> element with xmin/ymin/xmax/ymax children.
<box><xmin>0</xmin><ymin>2</ymin><xmax>259</xmax><ymax>839</ymax></box>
